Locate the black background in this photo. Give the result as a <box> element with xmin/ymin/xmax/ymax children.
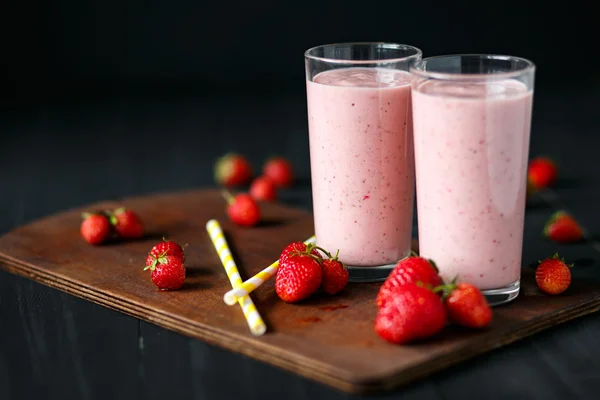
<box><xmin>2</xmin><ymin>1</ymin><xmax>600</xmax><ymax>399</ymax></box>
<box><xmin>3</xmin><ymin>0</ymin><xmax>598</xmax><ymax>108</ymax></box>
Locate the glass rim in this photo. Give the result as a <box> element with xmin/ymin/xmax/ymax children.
<box><xmin>304</xmin><ymin>42</ymin><xmax>422</xmax><ymax>65</ymax></box>
<box><xmin>410</xmin><ymin>54</ymin><xmax>536</xmax><ymax>80</ymax></box>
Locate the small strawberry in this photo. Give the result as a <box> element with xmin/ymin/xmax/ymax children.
<box><xmin>249</xmin><ymin>176</ymin><xmax>277</xmax><ymax>202</ymax></box>
<box><xmin>146</xmin><ymin>239</ymin><xmax>186</xmax><ymax>268</ymax></box>
<box><xmin>528</xmin><ymin>157</ymin><xmax>557</xmax><ymax>190</ymax></box>
<box><xmin>222</xmin><ymin>191</ymin><xmax>260</xmax><ymax>227</ymax></box>
<box><xmin>80</xmin><ymin>212</ymin><xmax>111</xmax><ymax>245</ymax></box>
<box><xmin>144</xmin><ymin>254</ymin><xmax>186</xmax><ymax>291</ymax></box>
<box><xmin>263</xmin><ymin>157</ymin><xmax>294</xmax><ymax>187</ymax></box>
<box><xmin>275</xmin><ymin>247</ymin><xmax>322</xmax><ymax>303</ymax></box>
<box><xmin>376</xmin><ymin>256</ymin><xmax>443</xmax><ymax>308</ymax></box>
<box><xmin>320</xmin><ymin>249</ymin><xmax>348</xmax><ymax>295</ymax></box>
<box><xmin>442</xmin><ymin>281</ymin><xmax>492</xmax><ymax>329</ymax></box>
<box><xmin>544</xmin><ymin>211</ymin><xmax>584</xmax><ymax>243</ymax></box>
<box><xmin>535</xmin><ymin>253</ymin><xmax>572</xmax><ymax>295</ymax></box>
<box><xmin>215</xmin><ymin>153</ymin><xmax>253</xmax><ymax>187</ymax></box>
<box><xmin>374</xmin><ymin>282</ymin><xmax>447</xmax><ymax>344</ymax></box>
<box><xmin>279</xmin><ymin>241</ymin><xmax>322</xmax><ymax>265</ymax></box>
<box><xmin>108</xmin><ymin>208</ymin><xmax>144</xmax><ymax>239</ymax></box>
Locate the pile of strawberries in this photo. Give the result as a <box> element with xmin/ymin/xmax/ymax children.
<box><xmin>274</xmin><ymin>242</ymin><xmax>349</xmax><ymax>303</ymax></box>
<box><xmin>374</xmin><ymin>256</ymin><xmax>492</xmax><ymax>344</ymax></box>
<box><xmin>80</xmin><ymin>208</ymin><xmax>144</xmax><ymax>245</ymax></box>
<box><xmin>214</xmin><ymin>153</ymin><xmax>294</xmax><ymax>227</ymax></box>
<box><xmin>374</xmin><ymin>251</ymin><xmax>574</xmax><ymax>344</ymax></box>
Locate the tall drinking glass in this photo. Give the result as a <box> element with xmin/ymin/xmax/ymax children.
<box><xmin>305</xmin><ymin>43</ymin><xmax>422</xmax><ymax>282</ymax></box>
<box><xmin>411</xmin><ymin>55</ymin><xmax>535</xmax><ymax>304</ymax></box>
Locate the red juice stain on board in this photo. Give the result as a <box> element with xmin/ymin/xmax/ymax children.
<box><xmin>297</xmin><ymin>316</ymin><xmax>321</xmax><ymax>323</ymax></box>
<box><xmin>318</xmin><ymin>304</ymin><xmax>349</xmax><ymax>311</ymax></box>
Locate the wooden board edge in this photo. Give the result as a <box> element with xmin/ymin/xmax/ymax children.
<box><xmin>351</xmin><ymin>299</ymin><xmax>600</xmax><ymax>394</ymax></box>
<box><xmin>0</xmin><ymin>256</ymin><xmax>358</xmax><ymax>393</ymax></box>
<box><xmin>6</xmin><ymin>249</ymin><xmax>600</xmax><ymax>394</ymax></box>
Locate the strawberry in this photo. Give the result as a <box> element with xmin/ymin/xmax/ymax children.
<box><xmin>376</xmin><ymin>256</ymin><xmax>443</xmax><ymax>308</ymax></box>
<box><xmin>320</xmin><ymin>250</ymin><xmax>348</xmax><ymax>295</ymax></box>
<box><xmin>528</xmin><ymin>157</ymin><xmax>557</xmax><ymax>190</ymax></box>
<box><xmin>222</xmin><ymin>191</ymin><xmax>260</xmax><ymax>227</ymax></box>
<box><xmin>144</xmin><ymin>254</ymin><xmax>186</xmax><ymax>291</ymax></box>
<box><xmin>80</xmin><ymin>212</ymin><xmax>111</xmax><ymax>245</ymax></box>
<box><xmin>249</xmin><ymin>176</ymin><xmax>277</xmax><ymax>202</ymax></box>
<box><xmin>442</xmin><ymin>282</ymin><xmax>492</xmax><ymax>329</ymax></box>
<box><xmin>263</xmin><ymin>157</ymin><xmax>294</xmax><ymax>187</ymax></box>
<box><xmin>275</xmin><ymin>247</ymin><xmax>322</xmax><ymax>303</ymax></box>
<box><xmin>535</xmin><ymin>253</ymin><xmax>572</xmax><ymax>295</ymax></box>
<box><xmin>146</xmin><ymin>239</ymin><xmax>186</xmax><ymax>267</ymax></box>
<box><xmin>544</xmin><ymin>211</ymin><xmax>584</xmax><ymax>243</ymax></box>
<box><xmin>374</xmin><ymin>282</ymin><xmax>447</xmax><ymax>344</ymax></box>
<box><xmin>109</xmin><ymin>208</ymin><xmax>144</xmax><ymax>239</ymax></box>
<box><xmin>279</xmin><ymin>241</ymin><xmax>322</xmax><ymax>265</ymax></box>
<box><xmin>215</xmin><ymin>153</ymin><xmax>253</xmax><ymax>187</ymax></box>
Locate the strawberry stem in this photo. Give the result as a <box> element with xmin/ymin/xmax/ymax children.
<box><xmin>313</xmin><ymin>245</ymin><xmax>332</xmax><ymax>258</ymax></box>
<box><xmin>221</xmin><ymin>190</ymin><xmax>236</xmax><ymax>205</ymax></box>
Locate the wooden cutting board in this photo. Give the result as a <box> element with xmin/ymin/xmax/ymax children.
<box><xmin>1</xmin><ymin>189</ymin><xmax>599</xmax><ymax>394</ymax></box>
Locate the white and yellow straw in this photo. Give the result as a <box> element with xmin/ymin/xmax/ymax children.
<box><xmin>206</xmin><ymin>219</ymin><xmax>266</xmax><ymax>336</ymax></box>
<box><xmin>223</xmin><ymin>235</ymin><xmax>316</xmax><ymax>306</ymax></box>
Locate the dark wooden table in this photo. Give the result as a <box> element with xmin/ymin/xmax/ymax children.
<box><xmin>2</xmin><ymin>88</ymin><xmax>600</xmax><ymax>400</ymax></box>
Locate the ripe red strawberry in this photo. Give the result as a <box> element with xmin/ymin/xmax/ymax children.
<box><xmin>535</xmin><ymin>253</ymin><xmax>572</xmax><ymax>295</ymax></box>
<box><xmin>275</xmin><ymin>249</ymin><xmax>322</xmax><ymax>303</ymax></box>
<box><xmin>215</xmin><ymin>153</ymin><xmax>253</xmax><ymax>187</ymax></box>
<box><xmin>376</xmin><ymin>256</ymin><xmax>443</xmax><ymax>308</ymax></box>
<box><xmin>443</xmin><ymin>282</ymin><xmax>492</xmax><ymax>329</ymax></box>
<box><xmin>544</xmin><ymin>211</ymin><xmax>584</xmax><ymax>243</ymax></box>
<box><xmin>263</xmin><ymin>157</ymin><xmax>294</xmax><ymax>187</ymax></box>
<box><xmin>146</xmin><ymin>239</ymin><xmax>186</xmax><ymax>268</ymax></box>
<box><xmin>528</xmin><ymin>157</ymin><xmax>557</xmax><ymax>190</ymax></box>
<box><xmin>109</xmin><ymin>208</ymin><xmax>144</xmax><ymax>239</ymax></box>
<box><xmin>144</xmin><ymin>254</ymin><xmax>186</xmax><ymax>290</ymax></box>
<box><xmin>223</xmin><ymin>191</ymin><xmax>260</xmax><ymax>227</ymax></box>
<box><xmin>279</xmin><ymin>241</ymin><xmax>322</xmax><ymax>265</ymax></box>
<box><xmin>80</xmin><ymin>212</ymin><xmax>111</xmax><ymax>245</ymax></box>
<box><xmin>374</xmin><ymin>282</ymin><xmax>447</xmax><ymax>344</ymax></box>
<box><xmin>249</xmin><ymin>176</ymin><xmax>277</xmax><ymax>202</ymax></box>
<box><xmin>321</xmin><ymin>250</ymin><xmax>348</xmax><ymax>295</ymax></box>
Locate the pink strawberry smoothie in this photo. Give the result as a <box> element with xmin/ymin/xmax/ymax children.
<box><xmin>306</xmin><ymin>67</ymin><xmax>414</xmax><ymax>267</ymax></box>
<box><xmin>412</xmin><ymin>79</ymin><xmax>533</xmax><ymax>290</ymax></box>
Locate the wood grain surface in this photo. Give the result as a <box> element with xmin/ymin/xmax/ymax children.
<box><xmin>0</xmin><ymin>189</ymin><xmax>599</xmax><ymax>394</ymax></box>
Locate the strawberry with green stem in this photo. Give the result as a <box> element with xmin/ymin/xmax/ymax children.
<box><xmin>544</xmin><ymin>210</ymin><xmax>584</xmax><ymax>243</ymax></box>
<box><xmin>222</xmin><ymin>190</ymin><xmax>260</xmax><ymax>227</ymax></box>
<box><xmin>317</xmin><ymin>248</ymin><xmax>349</xmax><ymax>295</ymax></box>
<box><xmin>144</xmin><ymin>252</ymin><xmax>186</xmax><ymax>291</ymax></box>
<box><xmin>214</xmin><ymin>153</ymin><xmax>253</xmax><ymax>187</ymax></box>
<box><xmin>276</xmin><ymin>244</ymin><xmax>323</xmax><ymax>303</ymax></box>
<box><xmin>146</xmin><ymin>239</ymin><xmax>187</xmax><ymax>267</ymax></box>
<box><xmin>438</xmin><ymin>278</ymin><xmax>493</xmax><ymax>329</ymax></box>
<box><xmin>108</xmin><ymin>207</ymin><xmax>144</xmax><ymax>239</ymax></box>
<box><xmin>535</xmin><ymin>253</ymin><xmax>573</xmax><ymax>295</ymax></box>
<box><xmin>374</xmin><ymin>281</ymin><xmax>447</xmax><ymax>344</ymax></box>
<box><xmin>80</xmin><ymin>211</ymin><xmax>111</xmax><ymax>245</ymax></box>
<box><xmin>376</xmin><ymin>255</ymin><xmax>443</xmax><ymax>308</ymax></box>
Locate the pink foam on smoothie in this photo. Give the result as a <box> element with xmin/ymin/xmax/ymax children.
<box><xmin>412</xmin><ymin>78</ymin><xmax>533</xmax><ymax>289</ymax></box>
<box><xmin>307</xmin><ymin>68</ymin><xmax>415</xmax><ymax>266</ymax></box>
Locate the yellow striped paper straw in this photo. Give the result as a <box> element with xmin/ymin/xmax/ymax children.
<box><xmin>223</xmin><ymin>235</ymin><xmax>316</xmax><ymax>306</ymax></box>
<box><xmin>206</xmin><ymin>219</ymin><xmax>266</xmax><ymax>336</ymax></box>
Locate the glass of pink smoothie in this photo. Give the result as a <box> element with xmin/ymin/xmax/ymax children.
<box><xmin>304</xmin><ymin>43</ymin><xmax>422</xmax><ymax>282</ymax></box>
<box><xmin>411</xmin><ymin>55</ymin><xmax>535</xmax><ymax>305</ymax></box>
